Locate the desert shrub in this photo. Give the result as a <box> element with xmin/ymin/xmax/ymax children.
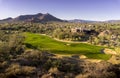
<box><xmin>5</xmin><ymin>63</ymin><xmax>21</xmax><ymax>77</ymax></box>
<box><xmin>77</xmin><ymin>61</ymin><xmax>117</xmax><ymax>78</ymax></box>
<box><xmin>23</xmin><ymin>50</ymin><xmax>42</xmax><ymax>59</ymax></box>
<box><xmin>109</xmin><ymin>64</ymin><xmax>120</xmax><ymax>78</ymax></box>
<box><xmin>0</xmin><ymin>61</ymin><xmax>9</xmax><ymax>69</ymax></box>
<box><xmin>9</xmin><ymin>34</ymin><xmax>25</xmax><ymax>56</ymax></box>
<box><xmin>0</xmin><ymin>42</ymin><xmax>10</xmax><ymax>61</ymax></box>
<box><xmin>5</xmin><ymin>63</ymin><xmax>36</xmax><ymax>78</ymax></box>
<box><xmin>43</xmin><ymin>58</ymin><xmax>62</xmax><ymax>71</ymax></box>
<box><xmin>21</xmin><ymin>66</ymin><xmax>36</xmax><ymax>75</ymax></box>
<box><xmin>21</xmin><ymin>50</ymin><xmax>48</xmax><ymax>66</ymax></box>
<box><xmin>0</xmin><ymin>33</ymin><xmax>25</xmax><ymax>61</ymax></box>
<box><xmin>52</xmin><ymin>59</ymin><xmax>62</xmax><ymax>68</ymax></box>
<box><xmin>58</xmin><ymin>62</ymin><xmax>78</xmax><ymax>73</ymax></box>
<box><xmin>43</xmin><ymin>59</ymin><xmax>53</xmax><ymax>70</ymax></box>
<box><xmin>56</xmin><ymin>57</ymin><xmax>81</xmax><ymax>74</ymax></box>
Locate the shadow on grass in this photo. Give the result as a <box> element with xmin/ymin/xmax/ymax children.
<box><xmin>25</xmin><ymin>43</ymin><xmax>37</xmax><ymax>49</ymax></box>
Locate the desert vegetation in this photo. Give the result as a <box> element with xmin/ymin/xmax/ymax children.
<box><xmin>0</xmin><ymin>21</ymin><xmax>120</xmax><ymax>78</ymax></box>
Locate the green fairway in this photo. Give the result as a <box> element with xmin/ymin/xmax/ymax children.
<box><xmin>24</xmin><ymin>32</ymin><xmax>111</xmax><ymax>60</ymax></box>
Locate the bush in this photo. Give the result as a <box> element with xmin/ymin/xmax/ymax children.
<box><xmin>5</xmin><ymin>63</ymin><xmax>21</xmax><ymax>77</ymax></box>
<box><xmin>5</xmin><ymin>63</ymin><xmax>36</xmax><ymax>77</ymax></box>
<box><xmin>21</xmin><ymin>66</ymin><xmax>36</xmax><ymax>75</ymax></box>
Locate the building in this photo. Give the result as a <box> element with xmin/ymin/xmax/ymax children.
<box><xmin>71</xmin><ymin>26</ymin><xmax>91</xmax><ymax>33</ymax></box>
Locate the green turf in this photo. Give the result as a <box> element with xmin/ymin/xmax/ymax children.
<box><xmin>24</xmin><ymin>32</ymin><xmax>111</xmax><ymax>60</ymax></box>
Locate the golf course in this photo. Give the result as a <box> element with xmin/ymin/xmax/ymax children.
<box><xmin>24</xmin><ymin>32</ymin><xmax>111</xmax><ymax>60</ymax></box>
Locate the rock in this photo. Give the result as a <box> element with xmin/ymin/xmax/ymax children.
<box><xmin>48</xmin><ymin>67</ymin><xmax>60</xmax><ymax>74</ymax></box>
<box><xmin>41</xmin><ymin>67</ymin><xmax>63</xmax><ymax>78</ymax></box>
<box><xmin>75</xmin><ymin>73</ymin><xmax>89</xmax><ymax>78</ymax></box>
<box><xmin>41</xmin><ymin>73</ymin><xmax>53</xmax><ymax>78</ymax></box>
<box><xmin>79</xmin><ymin>55</ymin><xmax>87</xmax><ymax>59</ymax></box>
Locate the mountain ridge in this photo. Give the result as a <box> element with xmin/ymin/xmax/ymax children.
<box><xmin>68</xmin><ymin>19</ymin><xmax>99</xmax><ymax>23</ymax></box>
<box><xmin>1</xmin><ymin>13</ymin><xmax>120</xmax><ymax>23</ymax></box>
<box><xmin>0</xmin><ymin>13</ymin><xmax>63</xmax><ymax>23</ymax></box>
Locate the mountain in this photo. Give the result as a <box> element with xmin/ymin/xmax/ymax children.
<box><xmin>0</xmin><ymin>17</ymin><xmax>13</xmax><ymax>23</ymax></box>
<box><xmin>69</xmin><ymin>19</ymin><xmax>120</xmax><ymax>23</ymax></box>
<box><xmin>105</xmin><ymin>20</ymin><xmax>120</xmax><ymax>23</ymax></box>
<box><xmin>1</xmin><ymin>13</ymin><xmax>120</xmax><ymax>23</ymax></box>
<box><xmin>0</xmin><ymin>13</ymin><xmax>63</xmax><ymax>23</ymax></box>
<box><xmin>68</xmin><ymin>19</ymin><xmax>98</xmax><ymax>23</ymax></box>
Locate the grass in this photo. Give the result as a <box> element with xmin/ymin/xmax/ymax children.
<box><xmin>24</xmin><ymin>32</ymin><xmax>111</xmax><ymax>60</ymax></box>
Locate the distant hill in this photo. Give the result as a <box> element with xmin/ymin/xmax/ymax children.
<box><xmin>105</xmin><ymin>20</ymin><xmax>120</xmax><ymax>23</ymax></box>
<box><xmin>68</xmin><ymin>19</ymin><xmax>120</xmax><ymax>23</ymax></box>
<box><xmin>68</xmin><ymin>19</ymin><xmax>98</xmax><ymax>23</ymax></box>
<box><xmin>0</xmin><ymin>17</ymin><xmax>13</xmax><ymax>23</ymax></box>
<box><xmin>0</xmin><ymin>13</ymin><xmax>63</xmax><ymax>23</ymax></box>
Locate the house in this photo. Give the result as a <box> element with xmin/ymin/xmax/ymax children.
<box><xmin>71</xmin><ymin>27</ymin><xmax>82</xmax><ymax>33</ymax></box>
<box><xmin>71</xmin><ymin>26</ymin><xmax>92</xmax><ymax>33</ymax></box>
<box><xmin>71</xmin><ymin>26</ymin><xmax>86</xmax><ymax>33</ymax></box>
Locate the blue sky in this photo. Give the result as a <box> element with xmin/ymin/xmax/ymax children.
<box><xmin>0</xmin><ymin>0</ymin><xmax>120</xmax><ymax>21</ymax></box>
